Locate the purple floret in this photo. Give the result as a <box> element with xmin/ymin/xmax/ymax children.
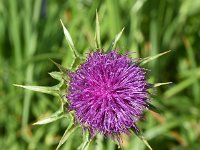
<box><xmin>67</xmin><ymin>50</ymin><xmax>151</xmax><ymax>139</ymax></box>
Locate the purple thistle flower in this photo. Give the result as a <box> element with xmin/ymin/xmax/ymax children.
<box><xmin>67</xmin><ymin>50</ymin><xmax>151</xmax><ymax>139</ymax></box>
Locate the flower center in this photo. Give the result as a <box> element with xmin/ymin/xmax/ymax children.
<box><xmin>94</xmin><ymin>83</ymin><xmax>115</xmax><ymax>97</ymax></box>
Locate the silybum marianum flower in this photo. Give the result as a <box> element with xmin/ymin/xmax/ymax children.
<box><xmin>67</xmin><ymin>50</ymin><xmax>151</xmax><ymax>139</ymax></box>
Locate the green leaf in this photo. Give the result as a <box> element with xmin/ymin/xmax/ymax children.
<box><xmin>78</xmin><ymin>130</ymin><xmax>91</xmax><ymax>150</ymax></box>
<box><xmin>95</xmin><ymin>134</ymin><xmax>104</xmax><ymax>150</ymax></box>
<box><xmin>13</xmin><ymin>84</ymin><xmax>59</xmax><ymax>96</ymax></box>
<box><xmin>49</xmin><ymin>71</ymin><xmax>64</xmax><ymax>81</ymax></box>
<box><xmin>107</xmin><ymin>139</ymin><xmax>115</xmax><ymax>150</ymax></box>
<box><xmin>130</xmin><ymin>130</ymin><xmax>153</xmax><ymax>150</ymax></box>
<box><xmin>56</xmin><ymin>114</ymin><xmax>78</xmax><ymax>150</ymax></box>
<box><xmin>71</xmin><ymin>57</ymin><xmax>85</xmax><ymax>70</ymax></box>
<box><xmin>139</xmin><ymin>136</ymin><xmax>153</xmax><ymax>150</ymax></box>
<box><xmin>127</xmin><ymin>137</ymin><xmax>145</xmax><ymax>150</ymax></box>
<box><xmin>153</xmin><ymin>82</ymin><xmax>172</xmax><ymax>87</ymax></box>
<box><xmin>108</xmin><ymin>27</ymin><xmax>125</xmax><ymax>51</ymax></box>
<box><xmin>33</xmin><ymin>110</ymin><xmax>63</xmax><ymax>125</ymax></box>
<box><xmin>49</xmin><ymin>58</ymin><xmax>68</xmax><ymax>73</ymax></box>
<box><xmin>95</xmin><ymin>10</ymin><xmax>101</xmax><ymax>49</ymax></box>
<box><xmin>56</xmin><ymin>126</ymin><xmax>78</xmax><ymax>150</ymax></box>
<box><xmin>141</xmin><ymin>50</ymin><xmax>171</xmax><ymax>65</ymax></box>
<box><xmin>60</xmin><ymin>19</ymin><xmax>80</xmax><ymax>58</ymax></box>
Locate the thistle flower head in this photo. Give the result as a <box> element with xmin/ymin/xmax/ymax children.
<box><xmin>67</xmin><ymin>50</ymin><xmax>151</xmax><ymax>138</ymax></box>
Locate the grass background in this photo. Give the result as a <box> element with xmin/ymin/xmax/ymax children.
<box><xmin>0</xmin><ymin>0</ymin><xmax>200</xmax><ymax>149</ymax></box>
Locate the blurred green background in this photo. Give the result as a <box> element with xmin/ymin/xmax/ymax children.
<box><xmin>0</xmin><ymin>0</ymin><xmax>200</xmax><ymax>149</ymax></box>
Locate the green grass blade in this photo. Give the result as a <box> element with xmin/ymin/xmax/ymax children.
<box><xmin>8</xmin><ymin>0</ymin><xmax>22</xmax><ymax>82</ymax></box>
<box><xmin>95</xmin><ymin>10</ymin><xmax>101</xmax><ymax>49</ymax></box>
<box><xmin>106</xmin><ymin>0</ymin><xmax>121</xmax><ymax>38</ymax></box>
<box><xmin>164</xmin><ymin>69</ymin><xmax>200</xmax><ymax>98</ymax></box>
<box><xmin>144</xmin><ymin>119</ymin><xmax>182</xmax><ymax>140</ymax></box>
<box><xmin>183</xmin><ymin>37</ymin><xmax>200</xmax><ymax>105</ymax></box>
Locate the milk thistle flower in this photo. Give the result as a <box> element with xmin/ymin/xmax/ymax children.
<box><xmin>14</xmin><ymin>17</ymin><xmax>170</xmax><ymax>150</ymax></box>
<box><xmin>67</xmin><ymin>50</ymin><xmax>151</xmax><ymax>139</ymax></box>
